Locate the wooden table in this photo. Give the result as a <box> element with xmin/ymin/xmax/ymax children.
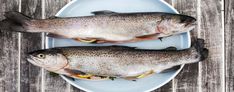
<box><xmin>0</xmin><ymin>0</ymin><xmax>231</xmax><ymax>92</ymax></box>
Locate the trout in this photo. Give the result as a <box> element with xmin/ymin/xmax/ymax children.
<box><xmin>1</xmin><ymin>11</ymin><xmax>196</xmax><ymax>43</ymax></box>
<box><xmin>27</xmin><ymin>39</ymin><xmax>208</xmax><ymax>80</ymax></box>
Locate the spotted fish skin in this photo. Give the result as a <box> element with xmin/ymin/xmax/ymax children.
<box><xmin>3</xmin><ymin>11</ymin><xmax>196</xmax><ymax>43</ymax></box>
<box><xmin>27</xmin><ymin>39</ymin><xmax>208</xmax><ymax>78</ymax></box>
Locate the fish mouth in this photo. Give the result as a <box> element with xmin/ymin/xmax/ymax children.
<box><xmin>26</xmin><ymin>55</ymin><xmax>34</xmax><ymax>62</ymax></box>
<box><xmin>26</xmin><ymin>55</ymin><xmax>39</xmax><ymax>66</ymax></box>
<box><xmin>181</xmin><ymin>16</ymin><xmax>196</xmax><ymax>27</ymax></box>
<box><xmin>184</xmin><ymin>19</ymin><xmax>196</xmax><ymax>27</ymax></box>
<box><xmin>186</xmin><ymin>22</ymin><xmax>196</xmax><ymax>27</ymax></box>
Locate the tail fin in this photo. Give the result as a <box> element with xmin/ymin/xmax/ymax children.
<box><xmin>193</xmin><ymin>39</ymin><xmax>209</xmax><ymax>61</ymax></box>
<box><xmin>4</xmin><ymin>11</ymin><xmax>31</xmax><ymax>25</ymax></box>
<box><xmin>0</xmin><ymin>11</ymin><xmax>31</xmax><ymax>32</ymax></box>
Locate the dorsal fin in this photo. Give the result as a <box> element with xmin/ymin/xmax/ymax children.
<box><xmin>91</xmin><ymin>10</ymin><xmax>118</xmax><ymax>15</ymax></box>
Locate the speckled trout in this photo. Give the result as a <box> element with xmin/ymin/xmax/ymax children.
<box><xmin>27</xmin><ymin>39</ymin><xmax>208</xmax><ymax>80</ymax></box>
<box><xmin>2</xmin><ymin>11</ymin><xmax>196</xmax><ymax>43</ymax></box>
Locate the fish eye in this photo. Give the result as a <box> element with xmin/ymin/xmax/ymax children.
<box><xmin>37</xmin><ymin>54</ymin><xmax>45</xmax><ymax>59</ymax></box>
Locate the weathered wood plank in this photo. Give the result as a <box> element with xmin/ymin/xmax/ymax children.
<box><xmin>44</xmin><ymin>0</ymin><xmax>71</xmax><ymax>92</ymax></box>
<box><xmin>173</xmin><ymin>0</ymin><xmax>199</xmax><ymax>92</ymax></box>
<box><xmin>0</xmin><ymin>0</ymin><xmax>19</xmax><ymax>92</ymax></box>
<box><xmin>164</xmin><ymin>0</ymin><xmax>172</xmax><ymax>5</ymax></box>
<box><xmin>20</xmin><ymin>0</ymin><xmax>43</xmax><ymax>92</ymax></box>
<box><xmin>44</xmin><ymin>0</ymin><xmax>69</xmax><ymax>17</ymax></box>
<box><xmin>200</xmin><ymin>0</ymin><xmax>223</xmax><ymax>92</ymax></box>
<box><xmin>173</xmin><ymin>64</ymin><xmax>198</xmax><ymax>92</ymax></box>
<box><xmin>153</xmin><ymin>81</ymin><xmax>173</xmax><ymax>92</ymax></box>
<box><xmin>70</xmin><ymin>87</ymin><xmax>85</xmax><ymax>92</ymax></box>
<box><xmin>70</xmin><ymin>85</ymin><xmax>86</xmax><ymax>92</ymax></box>
<box><xmin>225</xmin><ymin>0</ymin><xmax>234</xmax><ymax>92</ymax></box>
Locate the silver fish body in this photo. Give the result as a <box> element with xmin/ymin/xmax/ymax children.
<box><xmin>3</xmin><ymin>11</ymin><xmax>196</xmax><ymax>43</ymax></box>
<box><xmin>27</xmin><ymin>39</ymin><xmax>208</xmax><ymax>79</ymax></box>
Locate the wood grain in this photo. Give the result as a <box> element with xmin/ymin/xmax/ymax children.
<box><xmin>225</xmin><ymin>0</ymin><xmax>234</xmax><ymax>92</ymax></box>
<box><xmin>44</xmin><ymin>0</ymin><xmax>71</xmax><ymax>92</ymax></box>
<box><xmin>70</xmin><ymin>85</ymin><xmax>86</xmax><ymax>92</ymax></box>
<box><xmin>173</xmin><ymin>0</ymin><xmax>199</xmax><ymax>92</ymax></box>
<box><xmin>20</xmin><ymin>0</ymin><xmax>43</xmax><ymax>92</ymax></box>
<box><xmin>200</xmin><ymin>0</ymin><xmax>223</xmax><ymax>92</ymax></box>
<box><xmin>164</xmin><ymin>0</ymin><xmax>172</xmax><ymax>5</ymax></box>
<box><xmin>153</xmin><ymin>81</ymin><xmax>173</xmax><ymax>92</ymax></box>
<box><xmin>0</xmin><ymin>0</ymin><xmax>19</xmax><ymax>92</ymax></box>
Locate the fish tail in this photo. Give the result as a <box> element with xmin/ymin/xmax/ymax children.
<box><xmin>4</xmin><ymin>11</ymin><xmax>31</xmax><ymax>25</ymax></box>
<box><xmin>0</xmin><ymin>11</ymin><xmax>31</xmax><ymax>32</ymax></box>
<box><xmin>193</xmin><ymin>39</ymin><xmax>209</xmax><ymax>61</ymax></box>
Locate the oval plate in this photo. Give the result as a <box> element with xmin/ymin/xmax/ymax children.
<box><xmin>47</xmin><ymin>0</ymin><xmax>191</xmax><ymax>92</ymax></box>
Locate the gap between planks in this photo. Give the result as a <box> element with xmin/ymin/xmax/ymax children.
<box><xmin>197</xmin><ymin>0</ymin><xmax>202</xmax><ymax>92</ymax></box>
<box><xmin>221</xmin><ymin>0</ymin><xmax>225</xmax><ymax>92</ymax></box>
<box><xmin>18</xmin><ymin>0</ymin><xmax>21</xmax><ymax>92</ymax></box>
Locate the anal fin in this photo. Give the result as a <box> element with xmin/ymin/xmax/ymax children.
<box><xmin>123</xmin><ymin>70</ymin><xmax>155</xmax><ymax>81</ymax></box>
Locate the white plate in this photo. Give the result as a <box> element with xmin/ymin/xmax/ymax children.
<box><xmin>47</xmin><ymin>0</ymin><xmax>191</xmax><ymax>92</ymax></box>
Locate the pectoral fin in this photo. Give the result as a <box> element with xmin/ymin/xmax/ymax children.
<box><xmin>159</xmin><ymin>37</ymin><xmax>163</xmax><ymax>41</ymax></box>
<box><xmin>134</xmin><ymin>33</ymin><xmax>160</xmax><ymax>41</ymax></box>
<box><xmin>49</xmin><ymin>72</ymin><xmax>59</xmax><ymax>77</ymax></box>
<box><xmin>136</xmin><ymin>33</ymin><xmax>158</xmax><ymax>39</ymax></box>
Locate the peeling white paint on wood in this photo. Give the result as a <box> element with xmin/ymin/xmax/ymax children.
<box><xmin>225</xmin><ymin>0</ymin><xmax>234</xmax><ymax>92</ymax></box>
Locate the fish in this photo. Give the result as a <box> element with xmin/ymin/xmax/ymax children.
<box><xmin>1</xmin><ymin>11</ymin><xmax>196</xmax><ymax>43</ymax></box>
<box><xmin>27</xmin><ymin>39</ymin><xmax>208</xmax><ymax>80</ymax></box>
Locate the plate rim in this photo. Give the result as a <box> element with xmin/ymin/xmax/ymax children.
<box><xmin>53</xmin><ymin>0</ymin><xmax>190</xmax><ymax>91</ymax></box>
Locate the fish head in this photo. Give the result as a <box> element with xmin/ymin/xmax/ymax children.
<box><xmin>157</xmin><ymin>15</ymin><xmax>196</xmax><ymax>37</ymax></box>
<box><xmin>27</xmin><ymin>49</ymin><xmax>68</xmax><ymax>72</ymax></box>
